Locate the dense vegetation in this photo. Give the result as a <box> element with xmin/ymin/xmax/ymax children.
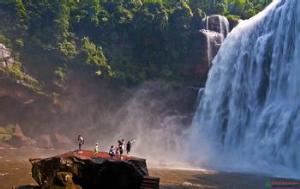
<box><xmin>0</xmin><ymin>0</ymin><xmax>272</xmax><ymax>88</ymax></box>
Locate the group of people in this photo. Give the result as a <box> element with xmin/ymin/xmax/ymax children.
<box><xmin>108</xmin><ymin>139</ymin><xmax>136</xmax><ymax>157</ymax></box>
<box><xmin>77</xmin><ymin>135</ymin><xmax>136</xmax><ymax>157</ymax></box>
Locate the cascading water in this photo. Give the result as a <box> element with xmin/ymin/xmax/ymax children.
<box><xmin>189</xmin><ymin>0</ymin><xmax>300</xmax><ymax>178</ymax></box>
<box><xmin>200</xmin><ymin>30</ymin><xmax>223</xmax><ymax>66</ymax></box>
<box><xmin>203</xmin><ymin>15</ymin><xmax>230</xmax><ymax>65</ymax></box>
<box><xmin>205</xmin><ymin>15</ymin><xmax>230</xmax><ymax>39</ymax></box>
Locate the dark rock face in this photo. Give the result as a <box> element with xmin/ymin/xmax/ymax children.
<box><xmin>185</xmin><ymin>15</ymin><xmax>230</xmax><ymax>78</ymax></box>
<box><xmin>15</xmin><ymin>186</ymin><xmax>40</xmax><ymax>189</ymax></box>
<box><xmin>0</xmin><ymin>43</ymin><xmax>43</xmax><ymax>131</ymax></box>
<box><xmin>185</xmin><ymin>29</ymin><xmax>224</xmax><ymax>78</ymax></box>
<box><xmin>204</xmin><ymin>15</ymin><xmax>230</xmax><ymax>38</ymax></box>
<box><xmin>30</xmin><ymin>151</ymin><xmax>149</xmax><ymax>189</ymax></box>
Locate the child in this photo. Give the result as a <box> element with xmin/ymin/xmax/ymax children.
<box><xmin>94</xmin><ymin>143</ymin><xmax>99</xmax><ymax>154</ymax></box>
<box><xmin>109</xmin><ymin>145</ymin><xmax>115</xmax><ymax>157</ymax></box>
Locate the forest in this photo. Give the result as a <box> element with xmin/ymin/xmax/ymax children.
<box><xmin>0</xmin><ymin>0</ymin><xmax>272</xmax><ymax>90</ymax></box>
<box><xmin>2</xmin><ymin>1</ymin><xmax>300</xmax><ymax>189</ymax></box>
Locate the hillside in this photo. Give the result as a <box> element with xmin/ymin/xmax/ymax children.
<box><xmin>0</xmin><ymin>0</ymin><xmax>272</xmax><ymax>151</ymax></box>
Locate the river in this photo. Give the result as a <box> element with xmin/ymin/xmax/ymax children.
<box><xmin>1</xmin><ymin>146</ymin><xmax>298</xmax><ymax>189</ymax></box>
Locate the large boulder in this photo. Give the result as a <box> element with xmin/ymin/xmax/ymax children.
<box><xmin>30</xmin><ymin>151</ymin><xmax>149</xmax><ymax>189</ymax></box>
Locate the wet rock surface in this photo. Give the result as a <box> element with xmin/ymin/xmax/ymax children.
<box><xmin>204</xmin><ymin>15</ymin><xmax>230</xmax><ymax>38</ymax></box>
<box><xmin>185</xmin><ymin>29</ymin><xmax>224</xmax><ymax>78</ymax></box>
<box><xmin>30</xmin><ymin>150</ymin><xmax>149</xmax><ymax>189</ymax></box>
<box><xmin>185</xmin><ymin>15</ymin><xmax>230</xmax><ymax>78</ymax></box>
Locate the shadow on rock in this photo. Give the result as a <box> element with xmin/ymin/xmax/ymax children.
<box><xmin>15</xmin><ymin>185</ymin><xmax>40</xmax><ymax>189</ymax></box>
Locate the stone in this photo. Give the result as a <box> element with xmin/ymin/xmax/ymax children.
<box><xmin>30</xmin><ymin>150</ymin><xmax>150</xmax><ymax>189</ymax></box>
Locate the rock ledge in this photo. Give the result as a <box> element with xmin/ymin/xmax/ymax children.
<box><xmin>30</xmin><ymin>150</ymin><xmax>151</xmax><ymax>189</ymax></box>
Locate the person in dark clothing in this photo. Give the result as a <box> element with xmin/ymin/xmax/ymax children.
<box><xmin>126</xmin><ymin>140</ymin><xmax>131</xmax><ymax>155</ymax></box>
<box><xmin>126</xmin><ymin>139</ymin><xmax>136</xmax><ymax>154</ymax></box>
<box><xmin>78</xmin><ymin>135</ymin><xmax>84</xmax><ymax>151</ymax></box>
<box><xmin>118</xmin><ymin>139</ymin><xmax>125</xmax><ymax>155</ymax></box>
<box><xmin>118</xmin><ymin>140</ymin><xmax>122</xmax><ymax>147</ymax></box>
<box><xmin>109</xmin><ymin>145</ymin><xmax>115</xmax><ymax>157</ymax></box>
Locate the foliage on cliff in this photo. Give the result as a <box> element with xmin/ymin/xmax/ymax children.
<box><xmin>0</xmin><ymin>34</ymin><xmax>41</xmax><ymax>93</ymax></box>
<box><xmin>0</xmin><ymin>0</ymin><xmax>272</xmax><ymax>86</ymax></box>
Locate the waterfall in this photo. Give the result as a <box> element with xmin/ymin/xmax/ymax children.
<box><xmin>205</xmin><ymin>15</ymin><xmax>230</xmax><ymax>39</ymax></box>
<box><xmin>189</xmin><ymin>0</ymin><xmax>300</xmax><ymax>178</ymax></box>
<box><xmin>199</xmin><ymin>30</ymin><xmax>223</xmax><ymax>67</ymax></box>
<box><xmin>203</xmin><ymin>15</ymin><xmax>230</xmax><ymax>65</ymax></box>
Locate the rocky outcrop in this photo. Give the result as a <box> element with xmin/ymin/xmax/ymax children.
<box><xmin>0</xmin><ymin>44</ymin><xmax>46</xmax><ymax>140</ymax></box>
<box><xmin>185</xmin><ymin>15</ymin><xmax>230</xmax><ymax>78</ymax></box>
<box><xmin>0</xmin><ymin>43</ymin><xmax>36</xmax><ymax>103</ymax></box>
<box><xmin>0</xmin><ymin>43</ymin><xmax>14</xmax><ymax>68</ymax></box>
<box><xmin>200</xmin><ymin>29</ymin><xmax>224</xmax><ymax>65</ymax></box>
<box><xmin>204</xmin><ymin>15</ymin><xmax>230</xmax><ymax>38</ymax></box>
<box><xmin>185</xmin><ymin>29</ymin><xmax>224</xmax><ymax>78</ymax></box>
<box><xmin>30</xmin><ymin>151</ymin><xmax>150</xmax><ymax>189</ymax></box>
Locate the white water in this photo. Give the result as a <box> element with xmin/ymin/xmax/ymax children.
<box><xmin>189</xmin><ymin>0</ymin><xmax>300</xmax><ymax>178</ymax></box>
<box><xmin>205</xmin><ymin>15</ymin><xmax>230</xmax><ymax>39</ymax></box>
<box><xmin>204</xmin><ymin>15</ymin><xmax>230</xmax><ymax>65</ymax></box>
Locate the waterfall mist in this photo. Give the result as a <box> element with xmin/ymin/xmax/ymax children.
<box><xmin>48</xmin><ymin>79</ymin><xmax>197</xmax><ymax>167</ymax></box>
<box><xmin>188</xmin><ymin>0</ymin><xmax>300</xmax><ymax>178</ymax></box>
<box><xmin>109</xmin><ymin>82</ymin><xmax>195</xmax><ymax>166</ymax></box>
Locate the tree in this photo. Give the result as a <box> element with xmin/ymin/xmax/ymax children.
<box><xmin>81</xmin><ymin>37</ymin><xmax>112</xmax><ymax>77</ymax></box>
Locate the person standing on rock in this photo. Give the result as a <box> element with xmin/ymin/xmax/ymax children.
<box><xmin>77</xmin><ymin>135</ymin><xmax>84</xmax><ymax>152</ymax></box>
<box><xmin>126</xmin><ymin>139</ymin><xmax>136</xmax><ymax>155</ymax></box>
<box><xmin>118</xmin><ymin>139</ymin><xmax>125</xmax><ymax>155</ymax></box>
<box><xmin>126</xmin><ymin>140</ymin><xmax>132</xmax><ymax>155</ymax></box>
<box><xmin>109</xmin><ymin>145</ymin><xmax>115</xmax><ymax>157</ymax></box>
<box><xmin>94</xmin><ymin>143</ymin><xmax>99</xmax><ymax>154</ymax></box>
<box><xmin>121</xmin><ymin>139</ymin><xmax>125</xmax><ymax>153</ymax></box>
